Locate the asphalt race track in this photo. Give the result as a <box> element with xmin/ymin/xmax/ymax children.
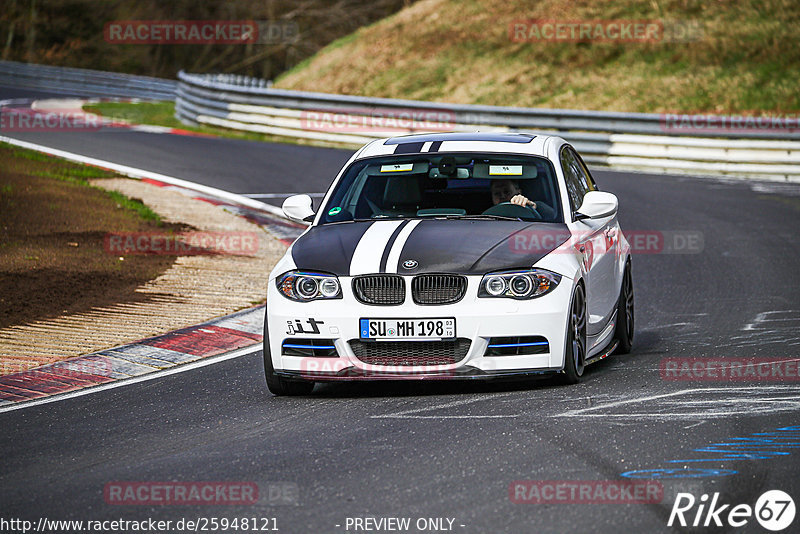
<box><xmin>2</xmin><ymin>86</ymin><xmax>800</xmax><ymax>533</ymax></box>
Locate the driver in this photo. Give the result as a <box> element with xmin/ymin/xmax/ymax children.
<box><xmin>490</xmin><ymin>179</ymin><xmax>536</xmax><ymax>208</ymax></box>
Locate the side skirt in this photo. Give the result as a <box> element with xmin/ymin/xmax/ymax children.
<box><xmin>585</xmin><ymin>339</ymin><xmax>618</xmax><ymax>366</ymax></box>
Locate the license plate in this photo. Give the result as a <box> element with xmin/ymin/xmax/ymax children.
<box><xmin>359</xmin><ymin>318</ymin><xmax>456</xmax><ymax>340</ymax></box>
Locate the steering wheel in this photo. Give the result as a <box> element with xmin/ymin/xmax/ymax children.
<box><xmin>482</xmin><ymin>201</ymin><xmax>542</xmax><ymax>219</ymax></box>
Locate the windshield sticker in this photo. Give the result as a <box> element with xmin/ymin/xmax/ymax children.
<box><xmin>328</xmin><ymin>207</ymin><xmax>342</xmax><ymax>216</ymax></box>
<box><xmin>380</xmin><ymin>163</ymin><xmax>414</xmax><ymax>173</ymax></box>
<box><xmin>489</xmin><ymin>165</ymin><xmax>523</xmax><ymax>175</ymax></box>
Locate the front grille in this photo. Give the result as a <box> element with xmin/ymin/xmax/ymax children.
<box><xmin>484</xmin><ymin>336</ymin><xmax>549</xmax><ymax>356</ymax></box>
<box><xmin>352</xmin><ymin>275</ymin><xmax>405</xmax><ymax>305</ymax></box>
<box><xmin>282</xmin><ymin>338</ymin><xmax>338</xmax><ymax>357</ymax></box>
<box><xmin>349</xmin><ymin>338</ymin><xmax>471</xmax><ymax>366</ymax></box>
<box><xmin>412</xmin><ymin>274</ymin><xmax>467</xmax><ymax>305</ymax></box>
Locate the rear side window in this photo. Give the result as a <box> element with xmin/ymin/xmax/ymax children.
<box><xmin>560</xmin><ymin>147</ymin><xmax>586</xmax><ymax>212</ymax></box>
<box><xmin>560</xmin><ymin>146</ymin><xmax>598</xmax><ymax>217</ymax></box>
<box><xmin>573</xmin><ymin>149</ymin><xmax>598</xmax><ymax>192</ymax></box>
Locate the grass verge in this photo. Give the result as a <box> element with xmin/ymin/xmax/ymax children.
<box><xmin>0</xmin><ymin>143</ymin><xmax>186</xmax><ymax>332</ymax></box>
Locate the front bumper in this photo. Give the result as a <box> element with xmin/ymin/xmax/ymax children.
<box><xmin>266</xmin><ymin>275</ymin><xmax>573</xmax><ymax>380</ymax></box>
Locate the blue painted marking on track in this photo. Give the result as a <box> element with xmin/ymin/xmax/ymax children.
<box><xmin>620</xmin><ymin>425</ymin><xmax>800</xmax><ymax>479</ymax></box>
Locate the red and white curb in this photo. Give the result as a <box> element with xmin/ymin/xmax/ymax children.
<box><xmin>29</xmin><ymin>97</ymin><xmax>217</xmax><ymax>137</ymax></box>
<box><xmin>0</xmin><ymin>305</ymin><xmax>265</xmax><ymax>411</ymax></box>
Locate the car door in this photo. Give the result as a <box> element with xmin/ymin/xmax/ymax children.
<box><xmin>561</xmin><ymin>146</ymin><xmax>617</xmax><ymax>336</ymax></box>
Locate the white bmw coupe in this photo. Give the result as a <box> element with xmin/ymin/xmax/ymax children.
<box><xmin>263</xmin><ymin>132</ymin><xmax>633</xmax><ymax>395</ymax></box>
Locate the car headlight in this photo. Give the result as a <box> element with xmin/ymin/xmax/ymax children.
<box><xmin>276</xmin><ymin>271</ymin><xmax>342</xmax><ymax>302</ymax></box>
<box><xmin>478</xmin><ymin>269</ymin><xmax>561</xmax><ymax>299</ymax></box>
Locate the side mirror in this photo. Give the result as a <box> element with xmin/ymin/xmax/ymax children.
<box><xmin>575</xmin><ymin>191</ymin><xmax>618</xmax><ymax>220</ymax></box>
<box><xmin>282</xmin><ymin>194</ymin><xmax>315</xmax><ymax>223</ymax></box>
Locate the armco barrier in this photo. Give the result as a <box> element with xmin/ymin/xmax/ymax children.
<box><xmin>176</xmin><ymin>71</ymin><xmax>800</xmax><ymax>181</ymax></box>
<box><xmin>0</xmin><ymin>60</ymin><xmax>176</xmax><ymax>101</ymax></box>
<box><xmin>1</xmin><ymin>62</ymin><xmax>796</xmax><ymax>181</ymax></box>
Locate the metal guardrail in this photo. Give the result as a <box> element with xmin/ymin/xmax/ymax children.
<box><xmin>0</xmin><ymin>60</ymin><xmax>176</xmax><ymax>101</ymax></box>
<box><xmin>176</xmin><ymin>71</ymin><xmax>800</xmax><ymax>181</ymax></box>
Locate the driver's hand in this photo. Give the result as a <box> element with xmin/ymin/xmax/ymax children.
<box><xmin>510</xmin><ymin>194</ymin><xmax>535</xmax><ymax>208</ymax></box>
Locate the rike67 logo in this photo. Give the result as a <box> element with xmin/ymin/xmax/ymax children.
<box><xmin>669</xmin><ymin>490</ymin><xmax>795</xmax><ymax>531</ymax></box>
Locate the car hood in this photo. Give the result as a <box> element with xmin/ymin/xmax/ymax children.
<box><xmin>290</xmin><ymin>219</ymin><xmax>571</xmax><ymax>276</ymax></box>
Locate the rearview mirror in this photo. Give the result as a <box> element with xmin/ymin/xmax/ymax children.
<box><xmin>282</xmin><ymin>194</ymin><xmax>315</xmax><ymax>223</ymax></box>
<box><xmin>575</xmin><ymin>191</ymin><xmax>618</xmax><ymax>220</ymax></box>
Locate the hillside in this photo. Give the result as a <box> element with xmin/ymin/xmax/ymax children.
<box><xmin>275</xmin><ymin>0</ymin><xmax>800</xmax><ymax>113</ymax></box>
<box><xmin>0</xmin><ymin>0</ymin><xmax>411</xmax><ymax>80</ymax></box>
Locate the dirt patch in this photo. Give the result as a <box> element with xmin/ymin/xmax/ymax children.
<box><xmin>0</xmin><ymin>144</ymin><xmax>185</xmax><ymax>330</ymax></box>
<box><xmin>0</xmin><ymin>145</ymin><xmax>286</xmax><ymax>375</ymax></box>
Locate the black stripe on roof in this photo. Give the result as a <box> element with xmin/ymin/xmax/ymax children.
<box><xmin>385</xmin><ymin>133</ymin><xmax>535</xmax><ymax>145</ymax></box>
<box><xmin>393</xmin><ymin>142</ymin><xmax>426</xmax><ymax>154</ymax></box>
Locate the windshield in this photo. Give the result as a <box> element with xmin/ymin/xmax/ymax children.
<box><xmin>317</xmin><ymin>153</ymin><xmax>563</xmax><ymax>224</ymax></box>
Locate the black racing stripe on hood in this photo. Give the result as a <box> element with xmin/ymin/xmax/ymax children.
<box><xmin>396</xmin><ymin>220</ymin><xmax>571</xmax><ymax>274</ymax></box>
<box><xmin>379</xmin><ymin>220</ymin><xmax>409</xmax><ymax>273</ymax></box>
<box><xmin>393</xmin><ymin>142</ymin><xmax>425</xmax><ymax>154</ymax></box>
<box><xmin>290</xmin><ymin>222</ymin><xmax>372</xmax><ymax>276</ymax></box>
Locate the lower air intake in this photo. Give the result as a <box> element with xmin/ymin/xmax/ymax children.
<box><xmin>349</xmin><ymin>338</ymin><xmax>471</xmax><ymax>366</ymax></box>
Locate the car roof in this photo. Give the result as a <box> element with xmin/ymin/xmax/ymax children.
<box><xmin>355</xmin><ymin>132</ymin><xmax>562</xmax><ymax>160</ymax></box>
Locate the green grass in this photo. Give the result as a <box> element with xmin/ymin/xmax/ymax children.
<box><xmin>85</xmin><ymin>101</ymin><xmax>182</xmax><ymax>128</ymax></box>
<box><xmin>274</xmin><ymin>0</ymin><xmax>800</xmax><ymax>114</ymax></box>
<box><xmin>105</xmin><ymin>190</ymin><xmax>161</xmax><ymax>222</ymax></box>
<box><xmin>4</xmin><ymin>142</ymin><xmax>162</xmax><ymax>223</ymax></box>
<box><xmin>11</xmin><ymin>148</ymin><xmax>53</xmax><ymax>163</ymax></box>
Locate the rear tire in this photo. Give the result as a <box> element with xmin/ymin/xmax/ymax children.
<box><xmin>560</xmin><ymin>283</ymin><xmax>587</xmax><ymax>384</ymax></box>
<box><xmin>263</xmin><ymin>319</ymin><xmax>315</xmax><ymax>396</ymax></box>
<box><xmin>614</xmin><ymin>261</ymin><xmax>634</xmax><ymax>354</ymax></box>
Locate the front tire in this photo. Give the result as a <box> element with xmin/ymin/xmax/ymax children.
<box><xmin>263</xmin><ymin>319</ymin><xmax>315</xmax><ymax>396</ymax></box>
<box><xmin>614</xmin><ymin>261</ymin><xmax>634</xmax><ymax>354</ymax></box>
<box><xmin>561</xmin><ymin>283</ymin><xmax>587</xmax><ymax>384</ymax></box>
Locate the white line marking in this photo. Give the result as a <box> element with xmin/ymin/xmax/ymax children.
<box><xmin>556</xmin><ymin>386</ymin><xmax>800</xmax><ymax>420</ymax></box>
<box><xmin>0</xmin><ymin>134</ymin><xmax>295</xmax><ymax>222</ymax></box>
<box><xmin>0</xmin><ymin>345</ymin><xmax>261</xmax><ymax>415</ymax></box>
<box><xmin>371</xmin><ymin>392</ymin><xmax>520</xmax><ymax>419</ymax></box>
<box><xmin>375</xmin><ymin>415</ymin><xmax>518</xmax><ymax>419</ymax></box>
